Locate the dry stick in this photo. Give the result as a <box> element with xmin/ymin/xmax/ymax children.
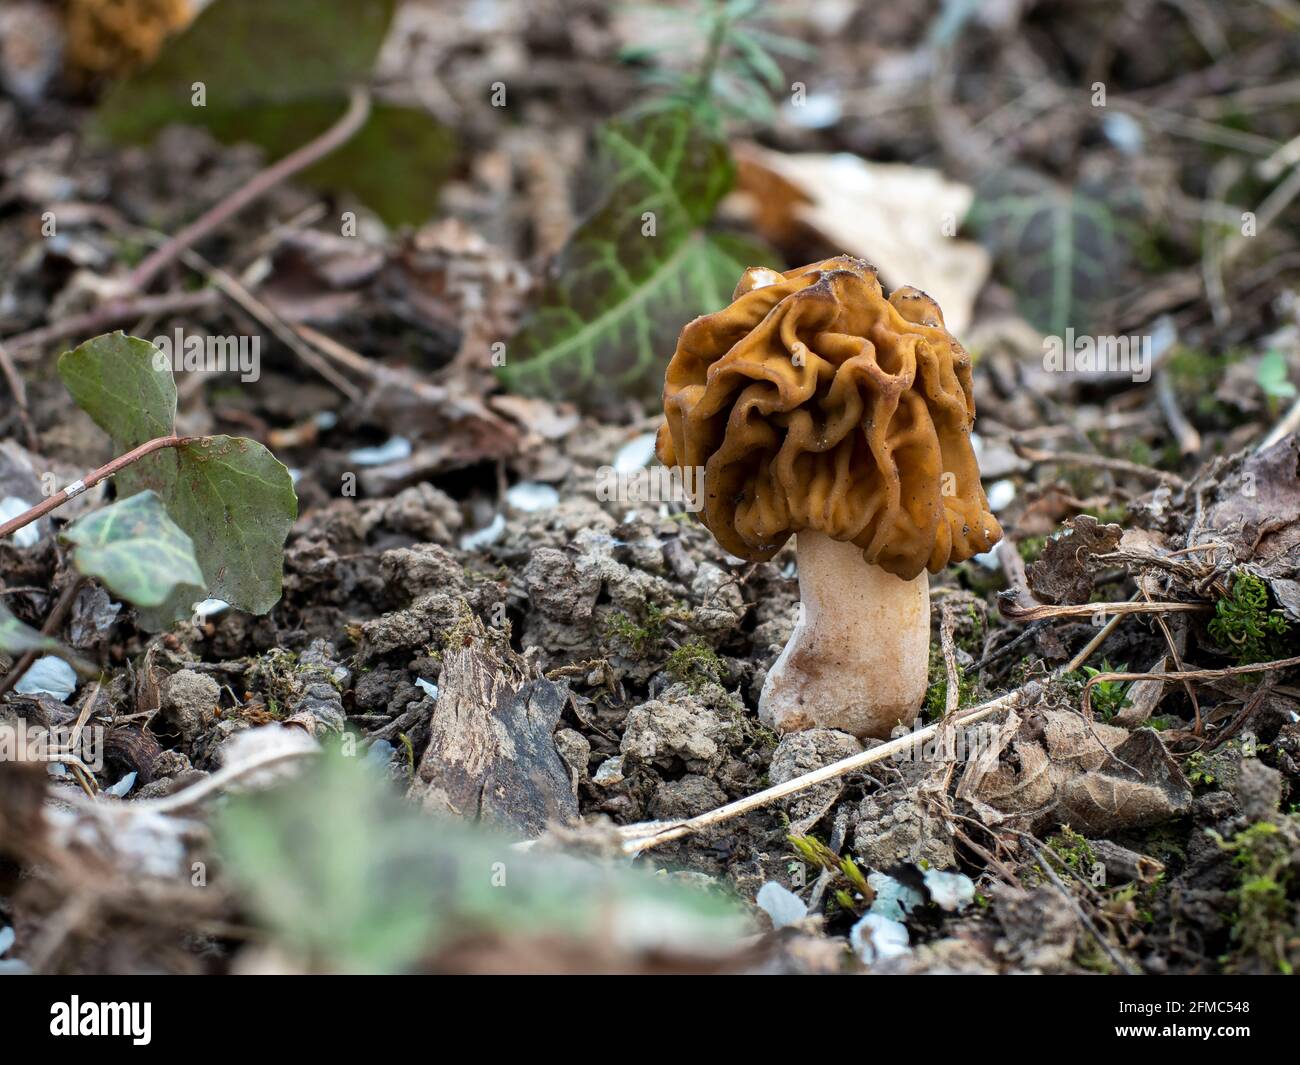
<box><xmin>174</xmin><ymin>248</ymin><xmax>363</xmax><ymax>402</ymax></box>
<box><xmin>1155</xmin><ymin>367</ymin><xmax>1202</xmax><ymax>456</ymax></box>
<box><xmin>618</xmin><ymin>681</ymin><xmax>1045</xmax><ymax>855</ymax></box>
<box><xmin>3</xmin><ymin>290</ymin><xmax>219</xmax><ymax>359</ymax></box>
<box><xmin>1063</xmin><ymin>598</ymin><xmax>1132</xmax><ymax>674</ymax></box>
<box><xmin>1000</xmin><ymin>599</ymin><xmax>1208</xmax><ymax>623</ymax></box>
<box><xmin>1081</xmin><ymin>653</ymin><xmax>1300</xmax><ymax>720</ymax></box>
<box><xmin>119</xmin><ymin>746</ymin><xmax>318</xmax><ymax>815</ymax></box>
<box><xmin>0</xmin><ymin>435</ymin><xmax>184</xmax><ymax>541</ymax></box>
<box><xmin>1010</xmin><ymin>440</ymin><xmax>1187</xmax><ymax>488</ymax></box>
<box><xmin>1259</xmin><ymin>393</ymin><xmax>1300</xmax><ymax>452</ymax></box>
<box><xmin>939</xmin><ymin>602</ymin><xmax>961</xmax><ymax>717</ymax></box>
<box><xmin>0</xmin><ymin>340</ymin><xmax>38</xmax><ymax>450</ymax></box>
<box><xmin>128</xmin><ymin>86</ymin><xmax>372</xmax><ymax>293</ymax></box>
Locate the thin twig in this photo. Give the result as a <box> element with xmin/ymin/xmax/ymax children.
<box><xmin>0</xmin><ymin>435</ymin><xmax>184</xmax><ymax>541</ymax></box>
<box><xmin>174</xmin><ymin>249</ymin><xmax>363</xmax><ymax>402</ymax></box>
<box><xmin>1082</xmin><ymin>653</ymin><xmax>1300</xmax><ymax>719</ymax></box>
<box><xmin>1000</xmin><ymin>598</ymin><xmax>1208</xmax><ymax>623</ymax></box>
<box><xmin>0</xmin><ymin>341</ymin><xmax>38</xmax><ymax>449</ymax></box>
<box><xmin>129</xmin><ymin>87</ymin><xmax>372</xmax><ymax>292</ymax></box>
<box><xmin>1011</xmin><ymin>831</ymin><xmax>1139</xmax><ymax>976</ymax></box>
<box><xmin>618</xmin><ymin>681</ymin><xmax>1045</xmax><ymax>855</ymax></box>
<box><xmin>1259</xmin><ymin>394</ymin><xmax>1300</xmax><ymax>451</ymax></box>
<box><xmin>1011</xmin><ymin>440</ymin><xmax>1186</xmax><ymax>488</ymax></box>
<box><xmin>939</xmin><ymin>602</ymin><xmax>961</xmax><ymax>717</ymax></box>
<box><xmin>1155</xmin><ymin>367</ymin><xmax>1201</xmax><ymax>455</ymax></box>
<box><xmin>1063</xmin><ymin>596</ymin><xmax>1134</xmax><ymax>673</ymax></box>
<box><xmin>3</xmin><ymin>291</ymin><xmax>219</xmax><ymax>358</ymax></box>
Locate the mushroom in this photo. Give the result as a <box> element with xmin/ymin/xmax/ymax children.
<box><xmin>657</xmin><ymin>257</ymin><xmax>1002</xmax><ymax>738</ymax></box>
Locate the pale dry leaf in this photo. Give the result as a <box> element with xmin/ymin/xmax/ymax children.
<box><xmin>730</xmin><ymin>143</ymin><xmax>990</xmax><ymax>335</ymax></box>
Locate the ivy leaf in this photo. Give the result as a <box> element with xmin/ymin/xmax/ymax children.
<box><xmin>57</xmin><ymin>332</ymin><xmax>176</xmax><ymax>454</ymax></box>
<box><xmin>969</xmin><ymin>168</ymin><xmax>1129</xmax><ymax>337</ymax></box>
<box><xmin>92</xmin><ymin>0</ymin><xmax>454</xmax><ymax>226</ymax></box>
<box><xmin>61</xmin><ymin>491</ymin><xmax>205</xmax><ymax>614</ymax></box>
<box><xmin>57</xmin><ymin>333</ymin><xmax>297</xmax><ymax>617</ymax></box>
<box><xmin>0</xmin><ymin>603</ymin><xmax>95</xmax><ymax>676</ymax></box>
<box><xmin>499</xmin><ymin>108</ymin><xmax>767</xmax><ymax>408</ymax></box>
<box><xmin>117</xmin><ymin>438</ymin><xmax>297</xmax><ymax>617</ymax></box>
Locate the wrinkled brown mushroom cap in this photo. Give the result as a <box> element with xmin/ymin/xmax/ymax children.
<box><xmin>657</xmin><ymin>256</ymin><xmax>1002</xmax><ymax>580</ymax></box>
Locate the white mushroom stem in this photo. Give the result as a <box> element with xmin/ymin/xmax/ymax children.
<box><xmin>758</xmin><ymin>532</ymin><xmax>930</xmax><ymax>740</ymax></box>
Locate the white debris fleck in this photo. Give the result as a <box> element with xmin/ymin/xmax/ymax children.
<box><xmin>505</xmin><ymin>481</ymin><xmax>560</xmax><ymax>512</ymax></box>
<box><xmin>614</xmin><ymin>432</ymin><xmax>658</xmax><ymax>473</ymax></box>
<box><xmin>104</xmin><ymin>771</ymin><xmax>137</xmax><ymax>798</ymax></box>
<box><xmin>1102</xmin><ymin>111</ymin><xmax>1144</xmax><ymax>155</ymax></box>
<box><xmin>850</xmin><ymin>912</ymin><xmax>911</xmax><ymax>965</ymax></box>
<box><xmin>592</xmin><ymin>755</ymin><xmax>625</xmax><ymax>786</ymax></box>
<box><xmin>192</xmin><ymin>598</ymin><xmax>229</xmax><ymax>620</ymax></box>
<box><xmin>923</xmin><ymin>869</ymin><xmax>977</xmax><ymax>912</ymax></box>
<box><xmin>15</xmin><ymin>656</ymin><xmax>76</xmax><ymax>700</ymax></box>
<box><xmin>782</xmin><ymin>92</ymin><xmax>842</xmax><ymax>129</ymax></box>
<box><xmin>347</xmin><ymin>436</ymin><xmax>412</xmax><ymax>466</ymax></box>
<box><xmin>756</xmin><ymin>882</ymin><xmax>808</xmax><ymax>930</ymax></box>
<box><xmin>0</xmin><ymin>497</ymin><xmax>41</xmax><ymax>549</ymax></box>
<box><xmin>986</xmin><ymin>478</ymin><xmax>1016</xmax><ymax>512</ymax></box>
<box><xmin>459</xmin><ymin>513</ymin><xmax>505</xmax><ymax>551</ymax></box>
<box><xmin>867</xmin><ymin>872</ymin><xmax>924</xmax><ymax>922</ymax></box>
<box><xmin>415</xmin><ymin>678</ymin><xmax>439</xmax><ymax>700</ymax></box>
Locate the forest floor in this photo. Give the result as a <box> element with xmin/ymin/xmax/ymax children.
<box><xmin>1</xmin><ymin>0</ymin><xmax>1299</xmax><ymax>974</ymax></box>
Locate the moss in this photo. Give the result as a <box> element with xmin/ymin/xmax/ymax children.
<box><xmin>923</xmin><ymin>644</ymin><xmax>979</xmax><ymax>720</ymax></box>
<box><xmin>1207</xmin><ymin>571</ymin><xmax>1290</xmax><ymax>668</ymax></box>
<box><xmin>665</xmin><ymin>640</ymin><xmax>725</xmax><ymax>691</ymax></box>
<box><xmin>1214</xmin><ymin>819</ymin><xmax>1299</xmax><ymax>974</ymax></box>
<box><xmin>1017</xmin><ymin>535</ymin><xmax>1048</xmax><ymax>562</ymax></box>
<box><xmin>1047</xmin><ymin>827</ymin><xmax>1097</xmax><ymax>882</ymax></box>
<box><xmin>603</xmin><ymin>600</ymin><xmax>689</xmax><ymax>656</ymax></box>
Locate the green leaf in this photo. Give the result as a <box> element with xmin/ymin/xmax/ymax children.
<box><xmin>94</xmin><ymin>0</ymin><xmax>397</xmax><ymax>141</ymax></box>
<box><xmin>1257</xmin><ymin>351</ymin><xmax>1297</xmax><ymax>399</ymax></box>
<box><xmin>0</xmin><ymin>603</ymin><xmax>95</xmax><ymax>676</ymax></box>
<box><xmin>61</xmin><ymin>491</ymin><xmax>205</xmax><ymax>612</ymax></box>
<box><xmin>118</xmin><ymin>437</ymin><xmax>297</xmax><ymax>616</ymax></box>
<box><xmin>58</xmin><ymin>333</ymin><xmax>297</xmax><ymax>617</ymax></box>
<box><xmin>57</xmin><ymin>332</ymin><xmax>176</xmax><ymax>454</ymax></box>
<box><xmin>499</xmin><ymin>108</ymin><xmax>765</xmax><ymax>408</ymax></box>
<box><xmin>217</xmin><ymin>745</ymin><xmax>748</xmax><ymax>973</ymax></box>
<box><xmin>969</xmin><ymin>169</ymin><xmax>1130</xmax><ymax>337</ymax></box>
<box><xmin>92</xmin><ymin>0</ymin><xmax>453</xmax><ymax>227</ymax></box>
